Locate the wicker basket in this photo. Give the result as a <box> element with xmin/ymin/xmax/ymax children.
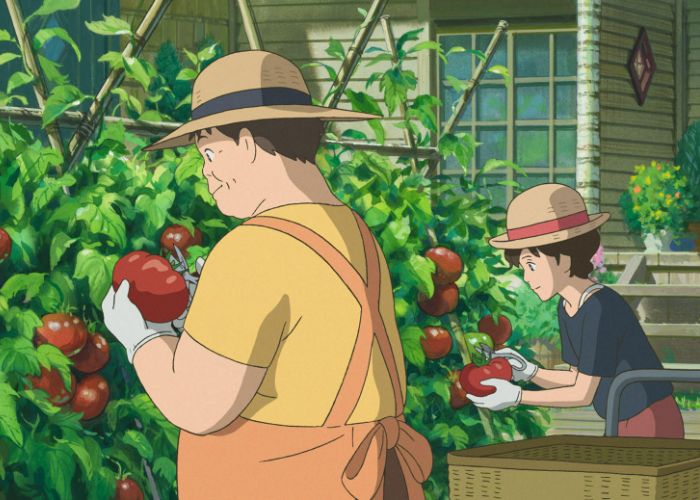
<box><xmin>448</xmin><ymin>435</ymin><xmax>700</xmax><ymax>500</ymax></box>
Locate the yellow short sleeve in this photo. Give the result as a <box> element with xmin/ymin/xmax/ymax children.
<box><xmin>183</xmin><ymin>226</ymin><xmax>292</xmax><ymax>368</ymax></box>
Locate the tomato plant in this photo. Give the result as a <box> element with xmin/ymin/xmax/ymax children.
<box><xmin>0</xmin><ymin>4</ymin><xmax>550</xmax><ymax>499</ymax></box>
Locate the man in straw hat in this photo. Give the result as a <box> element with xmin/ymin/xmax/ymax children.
<box><xmin>464</xmin><ymin>183</ymin><xmax>684</xmax><ymax>438</ymax></box>
<box><xmin>101</xmin><ymin>50</ymin><xmax>432</xmax><ymax>498</ymax></box>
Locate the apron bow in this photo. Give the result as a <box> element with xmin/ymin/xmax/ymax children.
<box><xmin>342</xmin><ymin>416</ymin><xmax>432</xmax><ymax>499</ymax></box>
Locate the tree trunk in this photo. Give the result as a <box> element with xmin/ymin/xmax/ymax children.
<box><xmin>576</xmin><ymin>0</ymin><xmax>602</xmax><ymax>213</ymax></box>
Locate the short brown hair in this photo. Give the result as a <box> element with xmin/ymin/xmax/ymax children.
<box><xmin>503</xmin><ymin>230</ymin><xmax>601</xmax><ymax>278</ymax></box>
<box><xmin>189</xmin><ymin>118</ymin><xmax>324</xmax><ymax>164</ymax></box>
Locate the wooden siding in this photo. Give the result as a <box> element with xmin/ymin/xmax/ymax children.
<box><xmin>234</xmin><ymin>0</ymin><xmax>422</xmax><ymax>141</ymax></box>
<box><xmin>598</xmin><ymin>0</ymin><xmax>677</xmax><ymax>251</ymax></box>
<box><xmin>689</xmin><ymin>0</ymin><xmax>700</xmax><ymax>125</ymax></box>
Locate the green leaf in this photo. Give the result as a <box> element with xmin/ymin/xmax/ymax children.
<box><xmin>4</xmin><ymin>225</ymin><xmax>38</xmax><ymax>267</ymax></box>
<box><xmin>33</xmin><ymin>27</ymin><xmax>81</xmax><ymax>62</ymax></box>
<box><xmin>50</xmin><ymin>232</ymin><xmax>78</xmax><ymax>270</ymax></box>
<box><xmin>176</xmin><ymin>68</ymin><xmax>198</xmax><ymax>81</ymax></box>
<box><xmin>84</xmin><ymin>15</ymin><xmax>132</xmax><ymax>36</ymax></box>
<box><xmin>97</xmin><ymin>51</ymin><xmax>124</xmax><ymax>69</ymax></box>
<box><xmin>0</xmin><ymin>53</ymin><xmax>21</xmax><ymax>67</ymax></box>
<box><xmin>487</xmin><ymin>64</ymin><xmax>511</xmax><ymax>87</ymax></box>
<box><xmin>408</xmin><ymin>254</ymin><xmax>435</xmax><ymax>297</ymax></box>
<box><xmin>0</xmin><ymin>337</ymin><xmax>39</xmax><ymax>376</ymax></box>
<box><xmin>325</xmin><ymin>38</ymin><xmax>345</xmax><ymax>60</ymax></box>
<box><xmin>111</xmin><ymin>88</ymin><xmax>142</xmax><ymax>115</ymax></box>
<box><xmin>36</xmin><ymin>344</ymin><xmax>73</xmax><ymax>388</ymax></box>
<box><xmin>5</xmin><ymin>306</ymin><xmax>42</xmax><ymax>340</ymax></box>
<box><xmin>153</xmin><ymin>456</ymin><xmax>177</xmax><ymax>484</ymax></box>
<box><xmin>19</xmin><ymin>388</ymin><xmax>62</xmax><ymax>415</ymax></box>
<box><xmin>363</xmin><ymin>202</ymin><xmax>391</xmax><ymax>227</ymax></box>
<box><xmin>401</xmin><ymin>326</ymin><xmax>426</xmax><ymax>368</ymax></box>
<box><xmin>123</xmin><ymin>56</ymin><xmax>151</xmax><ymax>90</ymax></box>
<box><xmin>0</xmin><ymin>29</ymin><xmax>15</xmax><ymax>43</ymax></box>
<box><xmin>26</xmin><ymin>0</ymin><xmax>80</xmax><ymax>23</ymax></box>
<box><xmin>0</xmin><ymin>374</ymin><xmax>22</xmax><ymax>447</ymax></box>
<box><xmin>344</xmin><ymin>89</ymin><xmax>383</xmax><ymax>117</ymax></box>
<box><xmin>30</xmin><ymin>174</ymin><xmax>77</xmax><ymax>214</ymax></box>
<box><xmin>183</xmin><ymin>48</ymin><xmax>198</xmax><ymax>66</ymax></box>
<box><xmin>396</xmin><ymin>27</ymin><xmax>424</xmax><ymax>53</ymax></box>
<box><xmin>88</xmin><ymin>466</ymin><xmax>116</xmax><ymax>500</ymax></box>
<box><xmin>58</xmin><ymin>435</ymin><xmax>94</xmax><ymax>481</ymax></box>
<box><xmin>380</xmin><ymin>216</ymin><xmax>411</xmax><ymax>254</ymax></box>
<box><xmin>476</xmin><ymin>159</ymin><xmax>524</xmax><ymax>183</ymax></box>
<box><xmin>6</xmin><ymin>71</ymin><xmax>34</xmax><ymax>94</ymax></box>
<box><xmin>135</xmin><ymin>190</ymin><xmax>176</xmax><ymax>234</ymax></box>
<box><xmin>122</xmin><ymin>429</ymin><xmax>154</xmax><ymax>461</ymax></box>
<box><xmin>43</xmin><ymin>84</ymin><xmax>88</xmax><ymax>127</ymax></box>
<box><xmin>38</xmin><ymin>443</ymin><xmax>75</xmax><ymax>500</ymax></box>
<box><xmin>407</xmin><ymin>40</ymin><xmax>441</xmax><ymax>54</ymax></box>
<box><xmin>1</xmin><ymin>273</ymin><xmax>46</xmax><ymax>303</ymax></box>
<box><xmin>74</xmin><ymin>249</ymin><xmax>119</xmax><ymax>308</ymax></box>
<box><xmin>368</xmin><ymin>119</ymin><xmax>385</xmax><ymax>145</ymax></box>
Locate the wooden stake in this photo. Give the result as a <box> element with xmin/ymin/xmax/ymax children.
<box><xmin>427</xmin><ymin>20</ymin><xmax>509</xmax><ymax>178</ymax></box>
<box><xmin>380</xmin><ymin>15</ymin><xmax>419</xmax><ymax>173</ymax></box>
<box><xmin>326</xmin><ymin>0</ymin><xmax>388</xmax><ymax>113</ymax></box>
<box><xmin>5</xmin><ymin>0</ymin><xmax>70</xmax><ymax>195</ymax></box>
<box><xmin>62</xmin><ymin>0</ymin><xmax>173</xmax><ymax>178</ymax></box>
<box><xmin>236</xmin><ymin>0</ymin><xmax>263</xmax><ymax>50</ymax></box>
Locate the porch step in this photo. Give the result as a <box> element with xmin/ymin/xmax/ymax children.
<box><xmin>641</xmin><ymin>323</ymin><xmax>700</xmax><ymax>337</ymax></box>
<box><xmin>608</xmin><ymin>284</ymin><xmax>700</xmax><ymax>298</ymax></box>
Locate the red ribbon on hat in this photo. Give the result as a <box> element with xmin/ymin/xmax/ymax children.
<box><xmin>507</xmin><ymin>210</ymin><xmax>590</xmax><ymax>240</ymax></box>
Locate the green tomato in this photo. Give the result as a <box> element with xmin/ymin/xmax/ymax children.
<box><xmin>464</xmin><ymin>332</ymin><xmax>494</xmax><ymax>367</ymax></box>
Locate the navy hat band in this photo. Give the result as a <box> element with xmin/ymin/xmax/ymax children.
<box><xmin>191</xmin><ymin>87</ymin><xmax>312</xmax><ymax>120</ymax></box>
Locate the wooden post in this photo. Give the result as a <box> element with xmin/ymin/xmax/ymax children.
<box><xmin>5</xmin><ymin>0</ymin><xmax>70</xmax><ymax>195</ymax></box>
<box><xmin>576</xmin><ymin>0</ymin><xmax>602</xmax><ymax>214</ymax></box>
<box><xmin>326</xmin><ymin>0</ymin><xmax>388</xmax><ymax>113</ymax></box>
<box><xmin>426</xmin><ymin>20</ymin><xmax>509</xmax><ymax>178</ymax></box>
<box><xmin>380</xmin><ymin>15</ymin><xmax>418</xmax><ymax>173</ymax></box>
<box><xmin>236</xmin><ymin>0</ymin><xmax>263</xmax><ymax>50</ymax></box>
<box><xmin>62</xmin><ymin>0</ymin><xmax>173</xmax><ymax>178</ymax></box>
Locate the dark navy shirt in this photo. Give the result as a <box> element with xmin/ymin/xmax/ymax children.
<box><xmin>558</xmin><ymin>285</ymin><xmax>672</xmax><ymax>421</ymax></box>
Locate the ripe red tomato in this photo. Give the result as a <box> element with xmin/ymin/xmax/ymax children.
<box><xmin>70</xmin><ymin>332</ymin><xmax>110</xmax><ymax>374</ymax></box>
<box><xmin>421</xmin><ymin>326</ymin><xmax>452</xmax><ymax>359</ymax></box>
<box><xmin>417</xmin><ymin>283</ymin><xmax>459</xmax><ymax>316</ymax></box>
<box><xmin>449</xmin><ymin>380</ymin><xmax>471</xmax><ymax>409</ymax></box>
<box><xmin>35</xmin><ymin>313</ymin><xmax>88</xmax><ymax>356</ymax></box>
<box><xmin>0</xmin><ymin>228</ymin><xmax>10</xmax><ymax>261</ymax></box>
<box><xmin>425</xmin><ymin>247</ymin><xmax>463</xmax><ymax>285</ymax></box>
<box><xmin>70</xmin><ymin>374</ymin><xmax>110</xmax><ymax>420</ymax></box>
<box><xmin>112</xmin><ymin>251</ymin><xmax>189</xmax><ymax>322</ymax></box>
<box><xmin>28</xmin><ymin>367</ymin><xmax>76</xmax><ymax>406</ymax></box>
<box><xmin>459</xmin><ymin>358</ymin><xmax>513</xmax><ymax>398</ymax></box>
<box><xmin>478</xmin><ymin>314</ymin><xmax>513</xmax><ymax>345</ymax></box>
<box><xmin>160</xmin><ymin>224</ymin><xmax>203</xmax><ymax>258</ymax></box>
<box><xmin>116</xmin><ymin>478</ymin><xmax>144</xmax><ymax>500</ymax></box>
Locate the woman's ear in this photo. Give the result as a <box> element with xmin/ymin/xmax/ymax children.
<box><xmin>238</xmin><ymin>127</ymin><xmax>257</xmax><ymax>165</ymax></box>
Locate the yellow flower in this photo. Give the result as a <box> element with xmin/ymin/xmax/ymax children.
<box><xmin>666</xmin><ymin>198</ymin><xmax>672</xmax><ymax>206</ymax></box>
<box><xmin>662</xmin><ymin>172</ymin><xmax>671</xmax><ymax>179</ymax></box>
<box><xmin>645</xmin><ymin>177</ymin><xmax>651</xmax><ymax>185</ymax></box>
<box><xmin>631</xmin><ymin>175</ymin><xmax>637</xmax><ymax>182</ymax></box>
<box><xmin>651</xmin><ymin>160</ymin><xmax>657</xmax><ymax>167</ymax></box>
<box><xmin>654</xmin><ymin>210</ymin><xmax>663</xmax><ymax>219</ymax></box>
<box><xmin>658</xmin><ymin>192</ymin><xmax>664</xmax><ymax>199</ymax></box>
<box><xmin>674</xmin><ymin>166</ymin><xmax>681</xmax><ymax>171</ymax></box>
<box><xmin>633</xmin><ymin>206</ymin><xmax>640</xmax><ymax>212</ymax></box>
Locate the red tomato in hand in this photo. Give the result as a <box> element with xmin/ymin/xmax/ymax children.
<box><xmin>160</xmin><ymin>224</ymin><xmax>203</xmax><ymax>258</ymax></box>
<box><xmin>28</xmin><ymin>367</ymin><xmax>76</xmax><ymax>406</ymax></box>
<box><xmin>35</xmin><ymin>313</ymin><xmax>88</xmax><ymax>356</ymax></box>
<box><xmin>112</xmin><ymin>251</ymin><xmax>189</xmax><ymax>323</ymax></box>
<box><xmin>116</xmin><ymin>478</ymin><xmax>144</xmax><ymax>500</ymax></box>
<box><xmin>0</xmin><ymin>228</ymin><xmax>10</xmax><ymax>261</ymax></box>
<box><xmin>70</xmin><ymin>374</ymin><xmax>110</xmax><ymax>420</ymax></box>
<box><xmin>459</xmin><ymin>358</ymin><xmax>513</xmax><ymax>398</ymax></box>
<box><xmin>70</xmin><ymin>332</ymin><xmax>110</xmax><ymax>374</ymax></box>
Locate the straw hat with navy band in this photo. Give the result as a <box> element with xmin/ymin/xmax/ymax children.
<box><xmin>489</xmin><ymin>183</ymin><xmax>610</xmax><ymax>250</ymax></box>
<box><xmin>143</xmin><ymin>50</ymin><xmax>381</xmax><ymax>151</ymax></box>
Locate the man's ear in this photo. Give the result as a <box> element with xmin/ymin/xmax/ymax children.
<box><xmin>238</xmin><ymin>127</ymin><xmax>257</xmax><ymax>165</ymax></box>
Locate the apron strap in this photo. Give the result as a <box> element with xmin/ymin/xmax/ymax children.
<box><xmin>242</xmin><ymin>212</ymin><xmax>403</xmax><ymax>425</ymax></box>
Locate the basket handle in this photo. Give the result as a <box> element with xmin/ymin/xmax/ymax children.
<box><xmin>605</xmin><ymin>369</ymin><xmax>700</xmax><ymax>436</ymax></box>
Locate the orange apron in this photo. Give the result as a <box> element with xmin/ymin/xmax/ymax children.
<box><xmin>177</xmin><ymin>211</ymin><xmax>432</xmax><ymax>499</ymax></box>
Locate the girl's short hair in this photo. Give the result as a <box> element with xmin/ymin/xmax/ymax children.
<box><xmin>503</xmin><ymin>229</ymin><xmax>601</xmax><ymax>278</ymax></box>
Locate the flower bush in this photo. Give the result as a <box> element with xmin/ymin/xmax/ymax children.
<box><xmin>619</xmin><ymin>160</ymin><xmax>695</xmax><ymax>237</ymax></box>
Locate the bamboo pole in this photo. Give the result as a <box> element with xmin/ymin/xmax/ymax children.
<box><xmin>2</xmin><ymin>106</ymin><xmax>441</xmax><ymax>159</ymax></box>
<box><xmin>326</xmin><ymin>0</ymin><xmax>388</xmax><ymax>113</ymax></box>
<box><xmin>427</xmin><ymin>20</ymin><xmax>509</xmax><ymax>178</ymax></box>
<box><xmin>236</xmin><ymin>0</ymin><xmax>263</xmax><ymax>50</ymax></box>
<box><xmin>5</xmin><ymin>0</ymin><xmax>70</xmax><ymax>196</ymax></box>
<box><xmin>380</xmin><ymin>15</ymin><xmax>418</xmax><ymax>173</ymax></box>
<box><xmin>62</xmin><ymin>0</ymin><xmax>173</xmax><ymax>178</ymax></box>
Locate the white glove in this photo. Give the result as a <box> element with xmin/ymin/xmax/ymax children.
<box><xmin>102</xmin><ymin>280</ymin><xmax>179</xmax><ymax>364</ymax></box>
<box><xmin>172</xmin><ymin>256</ymin><xmax>205</xmax><ymax>332</ymax></box>
<box><xmin>492</xmin><ymin>347</ymin><xmax>538</xmax><ymax>382</ymax></box>
<box><xmin>466</xmin><ymin>378</ymin><xmax>522</xmax><ymax>411</ymax></box>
